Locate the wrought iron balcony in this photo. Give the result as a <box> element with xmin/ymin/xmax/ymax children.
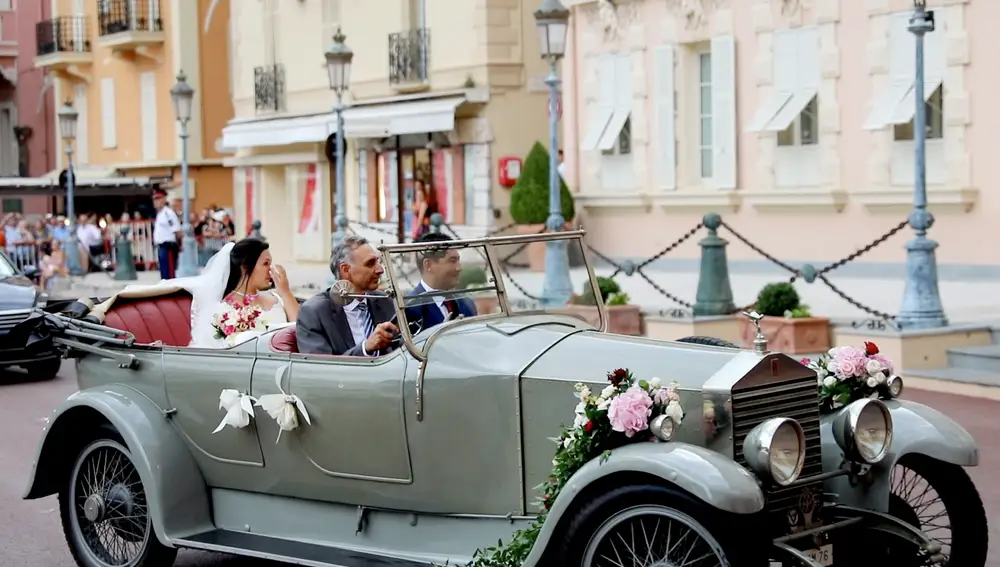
<box><xmin>254</xmin><ymin>64</ymin><xmax>285</xmax><ymax>113</ymax></box>
<box><xmin>388</xmin><ymin>28</ymin><xmax>430</xmax><ymax>87</ymax></box>
<box><xmin>36</xmin><ymin>17</ymin><xmax>91</xmax><ymax>57</ymax></box>
<box><xmin>97</xmin><ymin>0</ymin><xmax>164</xmax><ymax>50</ymax></box>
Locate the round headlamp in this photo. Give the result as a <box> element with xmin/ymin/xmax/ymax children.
<box><xmin>832</xmin><ymin>398</ymin><xmax>894</xmax><ymax>464</ymax></box>
<box><xmin>742</xmin><ymin>417</ymin><xmax>806</xmax><ymax>486</ymax></box>
<box><xmin>648</xmin><ymin>415</ymin><xmax>675</xmax><ymax>441</ymax></box>
<box><xmin>885</xmin><ymin>375</ymin><xmax>904</xmax><ymax>399</ymax></box>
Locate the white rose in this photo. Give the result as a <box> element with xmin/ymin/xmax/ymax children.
<box><xmin>866</xmin><ymin>359</ymin><xmax>883</xmax><ymax>375</ymax></box>
<box><xmin>563</xmin><ymin>435</ymin><xmax>574</xmax><ymax>448</ymax></box>
<box><xmin>574</xmin><ymin>401</ymin><xmax>586</xmax><ymax>415</ymax></box>
<box><xmin>573</xmin><ymin>413</ymin><xmax>587</xmax><ymax>428</ymax></box>
<box><xmin>828</xmin><ymin>346</ymin><xmax>843</xmax><ymax>356</ymax></box>
<box><xmin>597</xmin><ymin>398</ymin><xmax>611</xmax><ymax>411</ymax></box>
<box><xmin>579</xmin><ymin>386</ymin><xmax>591</xmax><ymax>401</ymax></box>
<box><xmin>573</xmin><ymin>382</ymin><xmax>584</xmax><ymax>391</ymax></box>
<box><xmin>823</xmin><ymin>376</ymin><xmax>837</xmax><ymax>388</ymax></box>
<box><xmin>875</xmin><ymin>371</ymin><xmax>887</xmax><ymax>384</ymax></box>
<box><xmin>816</xmin><ymin>367</ymin><xmax>828</xmax><ymax>379</ymax></box>
<box><xmin>866</xmin><ymin>377</ymin><xmax>878</xmax><ymax>388</ymax></box>
<box><xmin>665</xmin><ymin>402</ymin><xmax>684</xmax><ymax>424</ymax></box>
<box><xmin>600</xmin><ymin>385</ymin><xmax>615</xmax><ymax>399</ymax></box>
<box><xmin>650</xmin><ymin>377</ymin><xmax>662</xmax><ymax>389</ymax></box>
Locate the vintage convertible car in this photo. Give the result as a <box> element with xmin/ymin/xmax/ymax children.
<box><xmin>22</xmin><ymin>231</ymin><xmax>985</xmax><ymax>567</ymax></box>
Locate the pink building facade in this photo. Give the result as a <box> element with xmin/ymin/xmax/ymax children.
<box><xmin>561</xmin><ymin>0</ymin><xmax>993</xmax><ymax>278</ymax></box>
<box><xmin>0</xmin><ymin>0</ymin><xmax>57</xmax><ymax>216</ymax></box>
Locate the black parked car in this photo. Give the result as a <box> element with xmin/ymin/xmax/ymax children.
<box><xmin>0</xmin><ymin>249</ymin><xmax>61</xmax><ymax>380</ymax></box>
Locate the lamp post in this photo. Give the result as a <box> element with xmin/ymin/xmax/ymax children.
<box><xmin>534</xmin><ymin>0</ymin><xmax>572</xmax><ymax>308</ymax></box>
<box><xmin>325</xmin><ymin>28</ymin><xmax>353</xmax><ymax>247</ymax></box>
<box><xmin>170</xmin><ymin>71</ymin><xmax>198</xmax><ymax>277</ymax></box>
<box><xmin>897</xmin><ymin>0</ymin><xmax>947</xmax><ymax>329</ymax></box>
<box><xmin>58</xmin><ymin>100</ymin><xmax>83</xmax><ymax>276</ymax></box>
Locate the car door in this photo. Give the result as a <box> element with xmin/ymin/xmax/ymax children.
<box><xmin>162</xmin><ymin>343</ymin><xmax>266</xmax><ymax>491</ymax></box>
<box><xmin>250</xmin><ymin>348</ymin><xmax>412</xmax><ymax>507</ymax></box>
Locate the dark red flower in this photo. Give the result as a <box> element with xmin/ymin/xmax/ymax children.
<box><xmin>583</xmin><ymin>420</ymin><xmax>594</xmax><ymax>433</ymax></box>
<box><xmin>543</xmin><ymin>495</ymin><xmax>552</xmax><ymax>510</ymax></box>
<box><xmin>608</xmin><ymin>368</ymin><xmax>628</xmax><ymax>386</ymax></box>
<box><xmin>864</xmin><ymin>341</ymin><xmax>879</xmax><ymax>356</ymax></box>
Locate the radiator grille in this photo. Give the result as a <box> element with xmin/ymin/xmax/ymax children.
<box><xmin>731</xmin><ymin>377</ymin><xmax>823</xmax><ymax>533</ymax></box>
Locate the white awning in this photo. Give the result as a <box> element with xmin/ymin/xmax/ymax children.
<box><xmin>746</xmin><ymin>89</ymin><xmax>816</xmax><ymax>133</ymax></box>
<box><xmin>222</xmin><ymin>113</ymin><xmax>333</xmax><ymax>149</ymax></box>
<box><xmin>342</xmin><ymin>96</ymin><xmax>464</xmax><ymax>139</ymax></box>
<box><xmin>863</xmin><ymin>78</ymin><xmax>943</xmax><ymax>130</ymax></box>
<box><xmin>579</xmin><ymin>107</ymin><xmax>613</xmax><ymax>152</ymax></box>
<box><xmin>596</xmin><ymin>107</ymin><xmax>631</xmax><ymax>151</ymax></box>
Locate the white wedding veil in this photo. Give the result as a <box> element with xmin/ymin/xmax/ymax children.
<box><xmin>174</xmin><ymin>242</ymin><xmax>234</xmax><ymax>347</ymax></box>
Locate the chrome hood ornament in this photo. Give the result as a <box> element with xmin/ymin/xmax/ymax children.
<box><xmin>743</xmin><ymin>310</ymin><xmax>768</xmax><ymax>355</ymax></box>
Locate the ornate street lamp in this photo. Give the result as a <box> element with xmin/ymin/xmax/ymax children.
<box><xmin>534</xmin><ymin>0</ymin><xmax>572</xmax><ymax>307</ymax></box>
<box><xmin>58</xmin><ymin>100</ymin><xmax>83</xmax><ymax>276</ymax></box>
<box><xmin>170</xmin><ymin>71</ymin><xmax>199</xmax><ymax>277</ymax></box>
<box><xmin>897</xmin><ymin>0</ymin><xmax>947</xmax><ymax>328</ymax></box>
<box><xmin>325</xmin><ymin>27</ymin><xmax>353</xmax><ymax>246</ymax></box>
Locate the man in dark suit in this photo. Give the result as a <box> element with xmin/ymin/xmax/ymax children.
<box><xmin>406</xmin><ymin>233</ymin><xmax>478</xmax><ymax>331</ymax></box>
<box><xmin>296</xmin><ymin>235</ymin><xmax>399</xmax><ymax>356</ymax></box>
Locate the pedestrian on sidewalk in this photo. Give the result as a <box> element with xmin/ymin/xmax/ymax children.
<box><xmin>153</xmin><ymin>189</ymin><xmax>182</xmax><ymax>280</ymax></box>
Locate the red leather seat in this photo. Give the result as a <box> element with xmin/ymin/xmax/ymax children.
<box><xmin>270</xmin><ymin>325</ymin><xmax>298</xmax><ymax>353</ymax></box>
<box><xmin>103</xmin><ymin>291</ymin><xmax>193</xmax><ymax>346</ymax></box>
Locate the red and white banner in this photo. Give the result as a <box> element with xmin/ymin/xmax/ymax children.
<box><xmin>297</xmin><ymin>163</ymin><xmax>319</xmax><ymax>234</ymax></box>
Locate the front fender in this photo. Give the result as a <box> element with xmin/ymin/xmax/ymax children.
<box><xmin>521</xmin><ymin>442</ymin><xmax>764</xmax><ymax>567</ymax></box>
<box><xmin>23</xmin><ymin>385</ymin><xmax>213</xmax><ymax>546</ymax></box>
<box><xmin>821</xmin><ymin>398</ymin><xmax>979</xmax><ymax>511</ymax></box>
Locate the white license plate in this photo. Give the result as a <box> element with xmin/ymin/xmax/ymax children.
<box><xmin>805</xmin><ymin>544</ymin><xmax>833</xmax><ymax>566</ymax></box>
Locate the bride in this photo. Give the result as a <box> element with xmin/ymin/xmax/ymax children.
<box><xmin>178</xmin><ymin>238</ymin><xmax>300</xmax><ymax>348</ymax></box>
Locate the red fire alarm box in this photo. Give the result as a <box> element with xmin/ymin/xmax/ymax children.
<box><xmin>498</xmin><ymin>157</ymin><xmax>522</xmax><ymax>188</ymax></box>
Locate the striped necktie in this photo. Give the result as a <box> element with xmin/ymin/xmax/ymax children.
<box><xmin>356</xmin><ymin>300</ymin><xmax>374</xmax><ymax>339</ymax></box>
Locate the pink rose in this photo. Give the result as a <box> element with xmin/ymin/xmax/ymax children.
<box><xmin>607</xmin><ymin>386</ymin><xmax>653</xmax><ymax>438</ymax></box>
<box><xmin>832</xmin><ymin>346</ymin><xmax>867</xmax><ymax>379</ymax></box>
<box><xmin>871</xmin><ymin>354</ymin><xmax>894</xmax><ymax>375</ymax></box>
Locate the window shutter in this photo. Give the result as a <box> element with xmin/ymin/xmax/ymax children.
<box><xmin>653</xmin><ymin>45</ymin><xmax>676</xmax><ymax>190</ymax></box>
<box><xmin>100</xmin><ymin>78</ymin><xmax>117</xmax><ymax>149</ymax></box>
<box><xmin>614</xmin><ymin>52</ymin><xmax>633</xmax><ymax>108</ymax></box>
<box><xmin>711</xmin><ymin>35</ymin><xmax>737</xmax><ymax>190</ymax></box>
<box><xmin>773</xmin><ymin>30</ymin><xmax>798</xmax><ymax>92</ymax></box>
<box><xmin>140</xmin><ymin>72</ymin><xmax>157</xmax><ymax>161</ymax></box>
<box><xmin>74</xmin><ymin>84</ymin><xmax>89</xmax><ymax>164</ymax></box>
<box><xmin>580</xmin><ymin>55</ymin><xmax>617</xmax><ymax>151</ymax></box>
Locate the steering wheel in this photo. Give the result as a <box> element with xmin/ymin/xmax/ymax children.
<box><xmin>386</xmin><ymin>316</ymin><xmax>422</xmax><ymax>350</ymax></box>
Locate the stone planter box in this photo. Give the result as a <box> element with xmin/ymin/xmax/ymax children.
<box><xmin>561</xmin><ymin>304</ymin><xmax>643</xmax><ymax>336</ymax></box>
<box><xmin>739</xmin><ymin>315</ymin><xmax>831</xmax><ymax>354</ymax></box>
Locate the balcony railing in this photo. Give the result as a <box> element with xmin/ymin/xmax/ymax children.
<box><xmin>36</xmin><ymin>17</ymin><xmax>91</xmax><ymax>56</ymax></box>
<box><xmin>388</xmin><ymin>28</ymin><xmax>430</xmax><ymax>86</ymax></box>
<box><xmin>98</xmin><ymin>0</ymin><xmax>163</xmax><ymax>36</ymax></box>
<box><xmin>254</xmin><ymin>64</ymin><xmax>285</xmax><ymax>113</ymax></box>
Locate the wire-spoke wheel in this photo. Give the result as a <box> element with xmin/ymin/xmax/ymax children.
<box><xmin>60</xmin><ymin>435</ymin><xmax>176</xmax><ymax>567</ymax></box>
<box><xmin>582</xmin><ymin>505</ymin><xmax>729</xmax><ymax>567</ymax></box>
<box><xmin>886</xmin><ymin>454</ymin><xmax>988</xmax><ymax>567</ymax></box>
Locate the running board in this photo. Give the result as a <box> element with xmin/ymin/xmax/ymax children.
<box><xmin>173</xmin><ymin>529</ymin><xmax>435</xmax><ymax>567</ymax></box>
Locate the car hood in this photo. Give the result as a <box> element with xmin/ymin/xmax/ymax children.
<box><xmin>520</xmin><ymin>329</ymin><xmax>740</xmax><ymax>391</ymax></box>
<box><xmin>0</xmin><ymin>277</ymin><xmax>37</xmax><ymax>311</ymax></box>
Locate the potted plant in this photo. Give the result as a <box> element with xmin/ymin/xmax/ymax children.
<box><xmin>509</xmin><ymin>141</ymin><xmax>575</xmax><ymax>272</ymax></box>
<box><xmin>739</xmin><ymin>282</ymin><xmax>831</xmax><ymax>354</ymax></box>
<box><xmin>564</xmin><ymin>276</ymin><xmax>643</xmax><ymax>335</ymax></box>
<box><xmin>459</xmin><ymin>265</ymin><xmax>499</xmax><ymax>315</ymax></box>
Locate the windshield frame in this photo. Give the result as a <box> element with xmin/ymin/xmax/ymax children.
<box><xmin>378</xmin><ymin>229</ymin><xmax>607</xmax><ymax>362</ymax></box>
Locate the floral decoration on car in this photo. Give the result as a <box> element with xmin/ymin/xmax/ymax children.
<box><xmin>255</xmin><ymin>365</ymin><xmax>311</xmax><ymax>442</ymax></box>
<box><xmin>460</xmin><ymin>368</ymin><xmax>683</xmax><ymax>567</ymax></box>
<box><xmin>213</xmin><ymin>389</ymin><xmax>257</xmax><ymax>433</ymax></box>
<box><xmin>805</xmin><ymin>341</ymin><xmax>903</xmax><ymax>412</ymax></box>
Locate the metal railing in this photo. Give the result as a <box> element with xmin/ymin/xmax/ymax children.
<box><xmin>254</xmin><ymin>64</ymin><xmax>285</xmax><ymax>113</ymax></box>
<box><xmin>98</xmin><ymin>0</ymin><xmax>163</xmax><ymax>36</ymax></box>
<box><xmin>36</xmin><ymin>17</ymin><xmax>91</xmax><ymax>56</ymax></box>
<box><xmin>388</xmin><ymin>28</ymin><xmax>430</xmax><ymax>85</ymax></box>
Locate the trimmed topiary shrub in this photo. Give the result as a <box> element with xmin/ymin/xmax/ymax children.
<box><xmin>509</xmin><ymin>141</ymin><xmax>574</xmax><ymax>225</ymax></box>
<box><xmin>755</xmin><ymin>282</ymin><xmax>802</xmax><ymax>317</ymax></box>
<box><xmin>575</xmin><ymin>276</ymin><xmax>622</xmax><ymax>305</ymax></box>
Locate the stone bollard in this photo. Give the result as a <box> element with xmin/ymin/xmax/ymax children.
<box><xmin>113</xmin><ymin>226</ymin><xmax>138</xmax><ymax>281</ymax></box>
<box><xmin>249</xmin><ymin>220</ymin><xmax>265</xmax><ymax>241</ymax></box>
<box><xmin>693</xmin><ymin>213</ymin><xmax>736</xmax><ymax>316</ymax></box>
<box><xmin>429</xmin><ymin>213</ymin><xmax>444</xmax><ymax>234</ymax></box>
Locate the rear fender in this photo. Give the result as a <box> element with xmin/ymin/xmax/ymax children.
<box><xmin>23</xmin><ymin>385</ymin><xmax>212</xmax><ymax>546</ymax></box>
<box><xmin>521</xmin><ymin>442</ymin><xmax>764</xmax><ymax>567</ymax></box>
<box><xmin>821</xmin><ymin>399</ymin><xmax>979</xmax><ymax>511</ymax></box>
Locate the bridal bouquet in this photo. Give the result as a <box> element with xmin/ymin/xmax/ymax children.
<box><xmin>806</xmin><ymin>341</ymin><xmax>899</xmax><ymax>410</ymax></box>
<box><xmin>212</xmin><ymin>298</ymin><xmax>266</xmax><ymax>346</ymax></box>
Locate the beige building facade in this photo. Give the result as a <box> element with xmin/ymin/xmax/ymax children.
<box><xmin>222</xmin><ymin>0</ymin><xmax>557</xmax><ymax>266</ymax></box>
<box><xmin>561</xmin><ymin>0</ymin><xmax>994</xmax><ymax>276</ymax></box>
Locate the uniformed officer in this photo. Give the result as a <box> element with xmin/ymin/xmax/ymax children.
<box><xmin>152</xmin><ymin>189</ymin><xmax>182</xmax><ymax>280</ymax></box>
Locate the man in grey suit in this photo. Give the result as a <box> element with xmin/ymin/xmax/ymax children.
<box><xmin>296</xmin><ymin>235</ymin><xmax>399</xmax><ymax>356</ymax></box>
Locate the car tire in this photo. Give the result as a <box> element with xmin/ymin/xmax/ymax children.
<box><xmin>60</xmin><ymin>431</ymin><xmax>178</xmax><ymax>567</ymax></box>
<box><xmin>22</xmin><ymin>357</ymin><xmax>62</xmax><ymax>381</ymax></box>
<box><xmin>884</xmin><ymin>454</ymin><xmax>988</xmax><ymax>567</ymax></box>
<box><xmin>677</xmin><ymin>336</ymin><xmax>739</xmax><ymax>349</ymax></box>
<box><xmin>555</xmin><ymin>484</ymin><xmax>768</xmax><ymax>567</ymax></box>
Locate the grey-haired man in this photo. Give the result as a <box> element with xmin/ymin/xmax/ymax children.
<box><xmin>295</xmin><ymin>235</ymin><xmax>398</xmax><ymax>356</ymax></box>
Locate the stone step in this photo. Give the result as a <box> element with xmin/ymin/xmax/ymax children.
<box><xmin>947</xmin><ymin>344</ymin><xmax>1000</xmax><ymax>372</ymax></box>
<box><xmin>906</xmin><ymin>367</ymin><xmax>1000</xmax><ymax>388</ymax></box>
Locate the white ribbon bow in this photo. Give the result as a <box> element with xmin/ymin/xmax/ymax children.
<box><xmin>213</xmin><ymin>389</ymin><xmax>258</xmax><ymax>434</ymax></box>
<box><xmin>256</xmin><ymin>365</ymin><xmax>311</xmax><ymax>442</ymax></box>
